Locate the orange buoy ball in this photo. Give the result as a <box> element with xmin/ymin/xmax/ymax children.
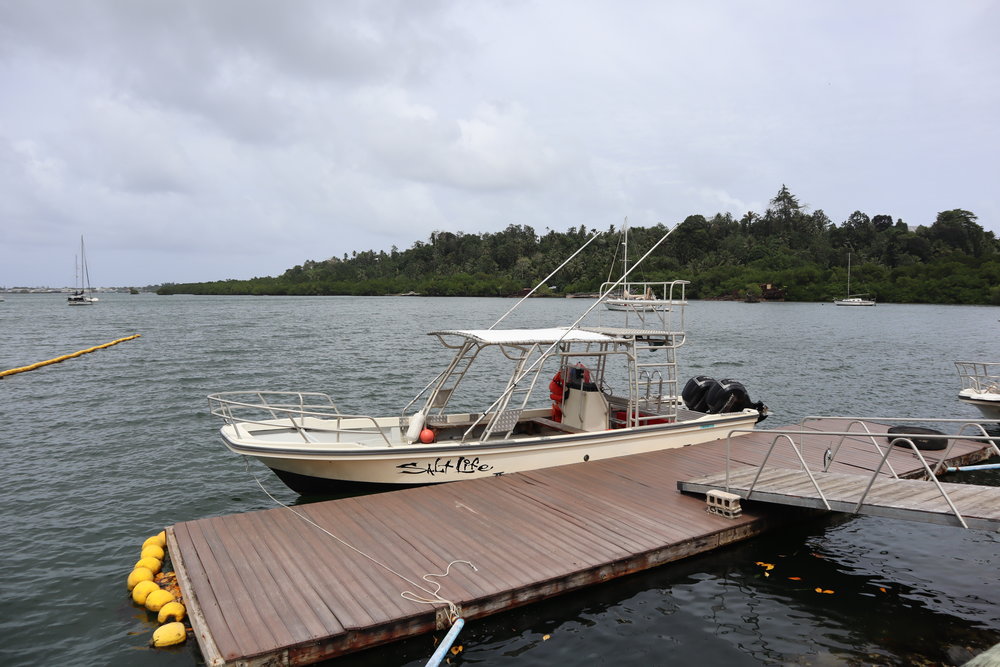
<box><xmin>419</xmin><ymin>428</ymin><xmax>435</xmax><ymax>444</ymax></box>
<box><xmin>131</xmin><ymin>580</ymin><xmax>160</xmax><ymax>605</ymax></box>
<box><xmin>127</xmin><ymin>567</ymin><xmax>154</xmax><ymax>591</ymax></box>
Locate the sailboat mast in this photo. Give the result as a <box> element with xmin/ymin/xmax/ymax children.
<box><xmin>846</xmin><ymin>252</ymin><xmax>851</xmax><ymax>295</ymax></box>
<box><xmin>620</xmin><ymin>218</ymin><xmax>629</xmax><ymax>294</ymax></box>
<box><xmin>81</xmin><ymin>236</ymin><xmax>91</xmax><ymax>294</ymax></box>
<box><xmin>622</xmin><ymin>220</ymin><xmax>628</xmax><ymax>276</ymax></box>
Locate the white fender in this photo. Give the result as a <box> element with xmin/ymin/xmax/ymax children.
<box><xmin>405</xmin><ymin>408</ymin><xmax>426</xmax><ymax>443</ymax></box>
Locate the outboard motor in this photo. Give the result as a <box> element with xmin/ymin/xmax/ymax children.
<box><xmin>682</xmin><ymin>375</ymin><xmax>718</xmax><ymax>412</ymax></box>
<box><xmin>705</xmin><ymin>378</ymin><xmax>752</xmax><ymax>414</ymax></box>
<box><xmin>686</xmin><ymin>375</ymin><xmax>768</xmax><ymax>423</ymax></box>
<box><xmin>681</xmin><ymin>375</ymin><xmax>713</xmax><ymax>410</ymax></box>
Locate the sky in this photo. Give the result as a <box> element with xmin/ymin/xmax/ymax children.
<box><xmin>1</xmin><ymin>1</ymin><xmax>998</xmax><ymax>288</ymax></box>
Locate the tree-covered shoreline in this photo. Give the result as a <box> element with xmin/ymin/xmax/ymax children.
<box><xmin>159</xmin><ymin>187</ymin><xmax>1000</xmax><ymax>305</ymax></box>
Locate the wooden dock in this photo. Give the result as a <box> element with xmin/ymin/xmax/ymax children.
<box><xmin>166</xmin><ymin>419</ymin><xmax>995</xmax><ymax>666</ymax></box>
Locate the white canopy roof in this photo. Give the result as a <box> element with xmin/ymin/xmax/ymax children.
<box><xmin>430</xmin><ymin>328</ymin><xmax>616</xmax><ymax>345</ymax></box>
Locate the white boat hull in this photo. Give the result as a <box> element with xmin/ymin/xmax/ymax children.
<box><xmin>219</xmin><ymin>409</ymin><xmax>760</xmax><ymax>490</ymax></box>
<box><xmin>834</xmin><ymin>298</ymin><xmax>875</xmax><ymax>306</ymax></box>
<box><xmin>955</xmin><ymin>361</ymin><xmax>1000</xmax><ymax>420</ymax></box>
<box><xmin>604</xmin><ymin>299</ymin><xmax>666</xmax><ymax>312</ymax></box>
<box><xmin>958</xmin><ymin>391</ymin><xmax>1000</xmax><ymax>419</ymax></box>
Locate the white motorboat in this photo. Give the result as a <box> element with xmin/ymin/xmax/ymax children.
<box><xmin>209</xmin><ymin>245</ymin><xmax>767</xmax><ymax>493</ymax></box>
<box><xmin>833</xmin><ymin>252</ymin><xmax>874</xmax><ymax>306</ymax></box>
<box><xmin>67</xmin><ymin>236</ymin><xmax>98</xmax><ymax>306</ymax></box>
<box><xmin>955</xmin><ymin>361</ymin><xmax>1000</xmax><ymax>418</ymax></box>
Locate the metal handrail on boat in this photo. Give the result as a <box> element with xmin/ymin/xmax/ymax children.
<box><xmin>208</xmin><ymin>391</ymin><xmax>395</xmax><ymax>447</ymax></box>
<box><xmin>722</xmin><ymin>417</ymin><xmax>1000</xmax><ymax>529</ymax></box>
<box><xmin>956</xmin><ymin>361</ymin><xmax>1000</xmax><ymax>393</ymax></box>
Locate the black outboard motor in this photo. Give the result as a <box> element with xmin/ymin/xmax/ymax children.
<box><xmin>705</xmin><ymin>378</ymin><xmax>751</xmax><ymax>413</ymax></box>
<box><xmin>683</xmin><ymin>375</ymin><xmax>768</xmax><ymax>423</ymax></box>
<box><xmin>682</xmin><ymin>375</ymin><xmax>717</xmax><ymax>412</ymax></box>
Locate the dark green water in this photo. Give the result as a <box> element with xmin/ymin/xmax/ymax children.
<box><xmin>1</xmin><ymin>294</ymin><xmax>997</xmax><ymax>666</ymax></box>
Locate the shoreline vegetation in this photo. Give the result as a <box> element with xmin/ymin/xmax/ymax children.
<box><xmin>158</xmin><ymin>187</ymin><xmax>1000</xmax><ymax>305</ymax></box>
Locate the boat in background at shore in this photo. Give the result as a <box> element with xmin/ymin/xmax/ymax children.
<box><xmin>834</xmin><ymin>252</ymin><xmax>874</xmax><ymax>306</ymax></box>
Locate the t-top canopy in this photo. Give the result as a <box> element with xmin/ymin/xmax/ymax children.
<box><xmin>430</xmin><ymin>328</ymin><xmax>616</xmax><ymax>346</ymax></box>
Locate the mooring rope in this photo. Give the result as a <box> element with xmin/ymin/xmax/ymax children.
<box><xmin>247</xmin><ymin>460</ymin><xmax>476</xmax><ymax>623</ymax></box>
<box><xmin>0</xmin><ymin>334</ymin><xmax>141</xmax><ymax>378</ymax></box>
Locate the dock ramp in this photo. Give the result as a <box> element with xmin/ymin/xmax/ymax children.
<box><xmin>679</xmin><ymin>417</ymin><xmax>1000</xmax><ymax>531</ymax></box>
<box><xmin>679</xmin><ymin>465</ymin><xmax>1000</xmax><ymax>531</ymax></box>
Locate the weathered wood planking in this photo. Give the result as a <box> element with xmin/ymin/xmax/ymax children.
<box><xmin>166</xmin><ymin>420</ymin><xmax>995</xmax><ymax>666</ymax></box>
<box><xmin>679</xmin><ymin>465</ymin><xmax>1000</xmax><ymax>530</ymax></box>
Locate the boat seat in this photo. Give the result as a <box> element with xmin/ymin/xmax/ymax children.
<box><xmin>531</xmin><ymin>417</ymin><xmax>586</xmax><ymax>434</ymax></box>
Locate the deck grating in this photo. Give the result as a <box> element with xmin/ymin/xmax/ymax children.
<box><xmin>167</xmin><ymin>419</ymin><xmax>995</xmax><ymax>666</ymax></box>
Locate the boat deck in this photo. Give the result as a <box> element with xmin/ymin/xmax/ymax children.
<box><xmin>167</xmin><ymin>418</ymin><xmax>995</xmax><ymax>666</ymax></box>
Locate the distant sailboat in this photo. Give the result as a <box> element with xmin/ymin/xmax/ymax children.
<box><xmin>67</xmin><ymin>236</ymin><xmax>98</xmax><ymax>306</ymax></box>
<box><xmin>603</xmin><ymin>220</ymin><xmax>666</xmax><ymax>312</ymax></box>
<box><xmin>833</xmin><ymin>252</ymin><xmax>875</xmax><ymax>306</ymax></box>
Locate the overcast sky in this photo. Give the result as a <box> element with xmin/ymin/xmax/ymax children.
<box><xmin>2</xmin><ymin>1</ymin><xmax>998</xmax><ymax>287</ymax></box>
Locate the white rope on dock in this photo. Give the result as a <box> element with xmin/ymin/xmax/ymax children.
<box><xmin>246</xmin><ymin>460</ymin><xmax>476</xmax><ymax>623</ymax></box>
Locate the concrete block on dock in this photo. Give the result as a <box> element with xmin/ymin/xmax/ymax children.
<box><xmin>706</xmin><ymin>489</ymin><xmax>742</xmax><ymax>518</ymax></box>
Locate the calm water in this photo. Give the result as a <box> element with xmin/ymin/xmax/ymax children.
<box><xmin>1</xmin><ymin>294</ymin><xmax>998</xmax><ymax>666</ymax></box>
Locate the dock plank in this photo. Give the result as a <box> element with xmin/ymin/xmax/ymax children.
<box><xmin>170</xmin><ymin>420</ymin><xmax>997</xmax><ymax>665</ymax></box>
<box><xmin>239</xmin><ymin>510</ymin><xmax>351</xmax><ymax>635</ymax></box>
<box><xmin>187</xmin><ymin>517</ymin><xmax>278</xmax><ymax>660</ymax></box>
<box><xmin>211</xmin><ymin>513</ymin><xmax>308</xmax><ymax>649</ymax></box>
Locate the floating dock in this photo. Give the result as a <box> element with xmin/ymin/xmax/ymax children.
<box><xmin>167</xmin><ymin>419</ymin><xmax>996</xmax><ymax>666</ymax></box>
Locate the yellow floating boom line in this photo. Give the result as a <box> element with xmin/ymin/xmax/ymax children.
<box><xmin>0</xmin><ymin>334</ymin><xmax>141</xmax><ymax>378</ymax></box>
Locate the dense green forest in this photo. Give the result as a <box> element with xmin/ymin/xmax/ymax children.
<box><xmin>159</xmin><ymin>186</ymin><xmax>1000</xmax><ymax>305</ymax></box>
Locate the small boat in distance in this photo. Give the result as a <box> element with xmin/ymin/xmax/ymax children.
<box><xmin>208</xmin><ymin>226</ymin><xmax>768</xmax><ymax>494</ymax></box>
<box><xmin>955</xmin><ymin>361</ymin><xmax>1000</xmax><ymax>418</ymax></box>
<box><xmin>603</xmin><ymin>221</ymin><xmax>667</xmax><ymax>312</ymax></box>
<box><xmin>67</xmin><ymin>236</ymin><xmax>98</xmax><ymax>306</ymax></box>
<box><xmin>834</xmin><ymin>252</ymin><xmax>874</xmax><ymax>306</ymax></box>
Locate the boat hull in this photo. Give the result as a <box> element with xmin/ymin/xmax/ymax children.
<box><xmin>958</xmin><ymin>392</ymin><xmax>1000</xmax><ymax>419</ymax></box>
<box><xmin>604</xmin><ymin>299</ymin><xmax>666</xmax><ymax>312</ymax></box>
<box><xmin>220</xmin><ymin>410</ymin><xmax>759</xmax><ymax>491</ymax></box>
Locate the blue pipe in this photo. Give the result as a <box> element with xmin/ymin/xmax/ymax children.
<box><xmin>946</xmin><ymin>463</ymin><xmax>1000</xmax><ymax>473</ymax></box>
<box><xmin>425</xmin><ymin>618</ymin><xmax>465</xmax><ymax>667</ymax></box>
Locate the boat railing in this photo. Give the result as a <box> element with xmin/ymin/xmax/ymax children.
<box><xmin>208</xmin><ymin>391</ymin><xmax>395</xmax><ymax>447</ymax></box>
<box><xmin>720</xmin><ymin>417</ymin><xmax>1000</xmax><ymax>530</ymax></box>
<box><xmin>955</xmin><ymin>361</ymin><xmax>1000</xmax><ymax>393</ymax></box>
<box><xmin>599</xmin><ymin>279</ymin><xmax>688</xmax><ymax>304</ymax></box>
